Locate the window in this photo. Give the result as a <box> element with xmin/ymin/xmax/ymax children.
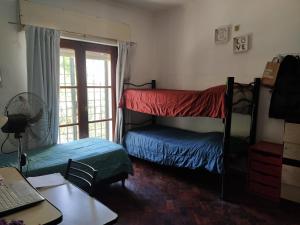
<box><xmin>59</xmin><ymin>48</ymin><xmax>79</xmax><ymax>143</ymax></box>
<box><xmin>59</xmin><ymin>39</ymin><xmax>117</xmax><ymax>143</ymax></box>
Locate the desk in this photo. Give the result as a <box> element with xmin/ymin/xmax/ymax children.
<box><xmin>39</xmin><ymin>181</ymin><xmax>118</xmax><ymax>225</ymax></box>
<box><xmin>0</xmin><ymin>167</ymin><xmax>62</xmax><ymax>225</ymax></box>
<box><xmin>1</xmin><ymin>168</ymin><xmax>118</xmax><ymax>225</ymax></box>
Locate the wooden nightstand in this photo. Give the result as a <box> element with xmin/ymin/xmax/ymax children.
<box><xmin>282</xmin><ymin>123</ymin><xmax>300</xmax><ymax>204</ymax></box>
<box><xmin>248</xmin><ymin>141</ymin><xmax>283</xmax><ymax>202</ymax></box>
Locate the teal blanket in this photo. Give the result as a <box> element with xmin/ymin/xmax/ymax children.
<box><xmin>0</xmin><ymin>138</ymin><xmax>133</xmax><ymax>181</ymax></box>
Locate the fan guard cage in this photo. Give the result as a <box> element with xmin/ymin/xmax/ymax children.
<box><xmin>4</xmin><ymin>92</ymin><xmax>50</xmax><ymax>149</ymax></box>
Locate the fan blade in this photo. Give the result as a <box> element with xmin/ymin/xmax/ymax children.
<box><xmin>28</xmin><ymin>109</ymin><xmax>43</xmax><ymax>124</ymax></box>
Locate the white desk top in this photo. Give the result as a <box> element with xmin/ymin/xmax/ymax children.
<box><xmin>0</xmin><ymin>167</ymin><xmax>62</xmax><ymax>225</ymax></box>
<box><xmin>1</xmin><ymin>169</ymin><xmax>118</xmax><ymax>225</ymax></box>
<box><xmin>38</xmin><ymin>178</ymin><xmax>118</xmax><ymax>225</ymax></box>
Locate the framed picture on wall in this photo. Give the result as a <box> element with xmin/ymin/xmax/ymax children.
<box><xmin>214</xmin><ymin>25</ymin><xmax>231</xmax><ymax>44</ymax></box>
<box><xmin>233</xmin><ymin>34</ymin><xmax>250</xmax><ymax>53</ymax></box>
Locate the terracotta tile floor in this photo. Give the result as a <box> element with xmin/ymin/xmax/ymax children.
<box><xmin>95</xmin><ymin>158</ymin><xmax>300</xmax><ymax>225</ymax></box>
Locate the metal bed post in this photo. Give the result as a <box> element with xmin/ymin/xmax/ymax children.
<box><xmin>221</xmin><ymin>76</ymin><xmax>234</xmax><ymax>200</ymax></box>
<box><xmin>151</xmin><ymin>80</ymin><xmax>156</xmax><ymax>125</ymax></box>
<box><xmin>122</xmin><ymin>83</ymin><xmax>126</xmax><ymax>140</ymax></box>
<box><xmin>122</xmin><ymin>101</ymin><xmax>126</xmax><ymax>139</ymax></box>
<box><xmin>249</xmin><ymin>78</ymin><xmax>261</xmax><ymax>145</ymax></box>
<box><xmin>151</xmin><ymin>80</ymin><xmax>156</xmax><ymax>89</ymax></box>
<box><xmin>122</xmin><ymin>80</ymin><xmax>157</xmax><ymax>135</ymax></box>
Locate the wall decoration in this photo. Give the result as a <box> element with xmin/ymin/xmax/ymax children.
<box><xmin>214</xmin><ymin>25</ymin><xmax>231</xmax><ymax>44</ymax></box>
<box><xmin>234</xmin><ymin>25</ymin><xmax>240</xmax><ymax>31</ymax></box>
<box><xmin>233</xmin><ymin>34</ymin><xmax>250</xmax><ymax>53</ymax></box>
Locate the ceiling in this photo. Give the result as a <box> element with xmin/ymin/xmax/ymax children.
<box><xmin>105</xmin><ymin>0</ymin><xmax>190</xmax><ymax>12</ymax></box>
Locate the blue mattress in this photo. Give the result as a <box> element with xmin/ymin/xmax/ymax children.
<box><xmin>0</xmin><ymin>138</ymin><xmax>133</xmax><ymax>181</ymax></box>
<box><xmin>124</xmin><ymin>125</ymin><xmax>226</xmax><ymax>173</ymax></box>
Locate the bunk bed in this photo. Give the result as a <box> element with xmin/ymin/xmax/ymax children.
<box><xmin>120</xmin><ymin>77</ymin><xmax>260</xmax><ymax>199</ymax></box>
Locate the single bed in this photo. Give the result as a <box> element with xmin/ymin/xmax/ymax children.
<box><xmin>121</xmin><ymin>77</ymin><xmax>260</xmax><ymax>199</ymax></box>
<box><xmin>0</xmin><ymin>138</ymin><xmax>133</xmax><ymax>184</ymax></box>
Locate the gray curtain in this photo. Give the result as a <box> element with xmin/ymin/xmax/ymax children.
<box><xmin>114</xmin><ymin>42</ymin><xmax>130</xmax><ymax>144</ymax></box>
<box><xmin>26</xmin><ymin>26</ymin><xmax>60</xmax><ymax>146</ymax></box>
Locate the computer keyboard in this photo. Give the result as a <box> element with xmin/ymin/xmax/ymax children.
<box><xmin>0</xmin><ymin>180</ymin><xmax>44</xmax><ymax>216</ymax></box>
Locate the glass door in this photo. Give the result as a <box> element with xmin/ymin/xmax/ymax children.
<box><xmin>58</xmin><ymin>39</ymin><xmax>117</xmax><ymax>143</ymax></box>
<box><xmin>86</xmin><ymin>51</ymin><xmax>113</xmax><ymax>140</ymax></box>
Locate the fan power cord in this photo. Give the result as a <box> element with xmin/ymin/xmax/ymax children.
<box><xmin>0</xmin><ymin>133</ymin><xmax>17</xmax><ymax>154</ymax></box>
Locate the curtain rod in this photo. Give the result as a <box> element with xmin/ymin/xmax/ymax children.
<box><xmin>8</xmin><ymin>21</ymin><xmax>136</xmax><ymax>46</ymax></box>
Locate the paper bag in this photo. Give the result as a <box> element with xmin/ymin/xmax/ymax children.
<box><xmin>262</xmin><ymin>57</ymin><xmax>280</xmax><ymax>87</ymax></box>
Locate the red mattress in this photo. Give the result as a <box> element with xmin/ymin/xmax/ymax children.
<box><xmin>120</xmin><ymin>85</ymin><xmax>226</xmax><ymax>118</ymax></box>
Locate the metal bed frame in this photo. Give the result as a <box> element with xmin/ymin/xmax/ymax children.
<box><xmin>122</xmin><ymin>77</ymin><xmax>260</xmax><ymax>200</ymax></box>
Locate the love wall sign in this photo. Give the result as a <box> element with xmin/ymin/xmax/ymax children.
<box><xmin>233</xmin><ymin>35</ymin><xmax>250</xmax><ymax>53</ymax></box>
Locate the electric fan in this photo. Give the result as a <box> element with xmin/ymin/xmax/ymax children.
<box><xmin>0</xmin><ymin>92</ymin><xmax>50</xmax><ymax>172</ymax></box>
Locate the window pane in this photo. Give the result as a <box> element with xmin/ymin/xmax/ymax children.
<box><xmin>60</xmin><ymin>48</ymin><xmax>77</xmax><ymax>86</ymax></box>
<box><xmin>58</xmin><ymin>125</ymin><xmax>79</xmax><ymax>144</ymax></box>
<box><xmin>86</xmin><ymin>51</ymin><xmax>111</xmax><ymax>86</ymax></box>
<box><xmin>88</xmin><ymin>121</ymin><xmax>112</xmax><ymax>141</ymax></box>
<box><xmin>59</xmin><ymin>88</ymin><xmax>78</xmax><ymax>125</ymax></box>
<box><xmin>87</xmin><ymin>88</ymin><xmax>112</xmax><ymax>121</ymax></box>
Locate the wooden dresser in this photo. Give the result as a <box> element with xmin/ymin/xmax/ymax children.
<box><xmin>248</xmin><ymin>141</ymin><xmax>283</xmax><ymax>202</ymax></box>
<box><xmin>281</xmin><ymin>123</ymin><xmax>300</xmax><ymax>204</ymax></box>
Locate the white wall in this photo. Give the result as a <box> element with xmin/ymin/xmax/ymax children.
<box><xmin>0</xmin><ymin>0</ymin><xmax>27</xmax><ymax>109</ymax></box>
<box><xmin>153</xmin><ymin>0</ymin><xmax>300</xmax><ymax>143</ymax></box>
<box><xmin>30</xmin><ymin>0</ymin><xmax>156</xmax><ymax>84</ymax></box>
<box><xmin>0</xmin><ymin>0</ymin><xmax>27</xmax><ymax>152</ymax></box>
<box><xmin>0</xmin><ymin>0</ymin><xmax>156</xmax><ymax>151</ymax></box>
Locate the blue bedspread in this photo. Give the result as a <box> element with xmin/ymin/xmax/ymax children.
<box><xmin>0</xmin><ymin>138</ymin><xmax>133</xmax><ymax>181</ymax></box>
<box><xmin>123</xmin><ymin>125</ymin><xmax>225</xmax><ymax>173</ymax></box>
